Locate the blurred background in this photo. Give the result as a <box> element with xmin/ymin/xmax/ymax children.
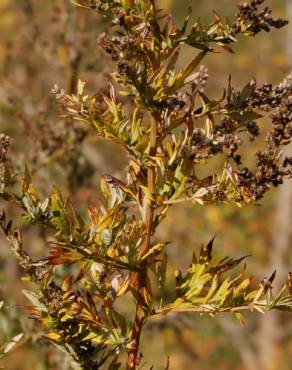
<box><xmin>0</xmin><ymin>0</ymin><xmax>291</xmax><ymax>369</ymax></box>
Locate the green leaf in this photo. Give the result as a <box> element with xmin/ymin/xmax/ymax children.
<box><xmin>50</xmin><ymin>187</ymin><xmax>70</xmax><ymax>235</ymax></box>
<box><xmin>166</xmin><ymin>50</ymin><xmax>207</xmax><ymax>94</ymax></box>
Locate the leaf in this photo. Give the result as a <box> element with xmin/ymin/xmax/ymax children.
<box><xmin>140</xmin><ymin>185</ymin><xmax>155</xmax><ymax>202</ymax></box>
<box><xmin>116</xmin><ymin>277</ymin><xmax>130</xmax><ymax>297</ymax></box>
<box><xmin>141</xmin><ymin>243</ymin><xmax>166</xmax><ymax>262</ymax></box>
<box><xmin>288</xmin><ymin>272</ymin><xmax>292</xmax><ymax>295</ymax></box>
<box><xmin>169</xmin><ymin>160</ymin><xmax>187</xmax><ymax>200</ymax></box>
<box><xmin>46</xmin><ymin>247</ymin><xmax>81</xmax><ymax>266</ymax></box>
<box><xmin>199</xmin><ymin>236</ymin><xmax>216</xmax><ymax>264</ymax></box>
<box><xmin>22</xmin><ymin>290</ymin><xmax>46</xmax><ymax>310</ymax></box>
<box><xmin>131</xmin><ymin>109</ymin><xmax>142</xmax><ymax>144</ymax></box>
<box><xmin>2</xmin><ymin>333</ymin><xmax>24</xmax><ymax>354</ymax></box>
<box><xmin>212</xmin><ymin>278</ymin><xmax>233</xmax><ymax>306</ymax></box>
<box><xmin>77</xmin><ymin>80</ymin><xmax>85</xmax><ymax>96</ymax></box>
<box><xmin>203</xmin><ymin>273</ymin><xmax>220</xmax><ymax>304</ymax></box>
<box><xmin>62</xmin><ymin>275</ymin><xmax>73</xmax><ymax>292</ymax></box>
<box><xmin>166</xmin><ymin>50</ymin><xmax>207</xmax><ymax>94</ymax></box>
<box><xmin>156</xmin><ymin>254</ymin><xmax>168</xmax><ymax>293</ymax></box>
<box><xmin>44</xmin><ymin>332</ymin><xmax>62</xmax><ymax>343</ymax></box>
<box><xmin>206</xmin><ymin>236</ymin><xmax>216</xmax><ymax>261</ymax></box>
<box><xmin>234</xmin><ymin>312</ymin><xmax>245</xmax><ymax>325</ymax></box>
<box><xmin>21</xmin><ymin>165</ymin><xmax>32</xmax><ymax>193</ymax></box>
<box><xmin>208</xmin><ymin>255</ymin><xmax>250</xmax><ymax>274</ymax></box>
<box><xmin>50</xmin><ymin>187</ymin><xmax>70</xmax><ymax>235</ymax></box>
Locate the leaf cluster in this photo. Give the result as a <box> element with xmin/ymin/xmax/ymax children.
<box><xmin>0</xmin><ymin>1</ymin><xmax>291</xmax><ymax>369</ymax></box>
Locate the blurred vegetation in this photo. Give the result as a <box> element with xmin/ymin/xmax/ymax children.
<box><xmin>0</xmin><ymin>0</ymin><xmax>291</xmax><ymax>369</ymax></box>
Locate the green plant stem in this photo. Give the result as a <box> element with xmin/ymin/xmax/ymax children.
<box><xmin>127</xmin><ymin>118</ymin><xmax>157</xmax><ymax>370</ymax></box>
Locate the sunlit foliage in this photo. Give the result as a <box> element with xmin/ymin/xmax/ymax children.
<box><xmin>0</xmin><ymin>1</ymin><xmax>291</xmax><ymax>369</ymax></box>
